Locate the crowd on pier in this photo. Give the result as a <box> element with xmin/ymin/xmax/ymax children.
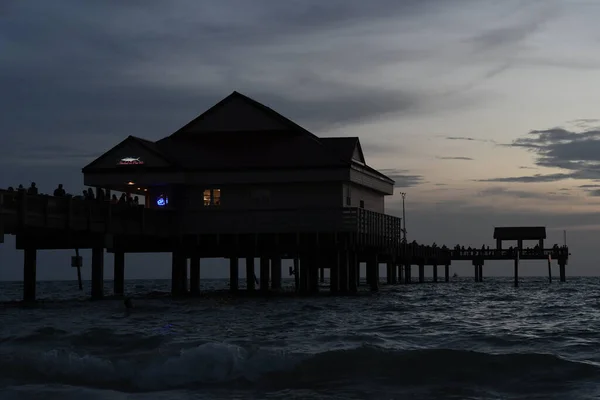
<box><xmin>4</xmin><ymin>183</ymin><xmax>142</xmax><ymax>207</ymax></box>
<box><xmin>401</xmin><ymin>240</ymin><xmax>569</xmax><ymax>257</ymax></box>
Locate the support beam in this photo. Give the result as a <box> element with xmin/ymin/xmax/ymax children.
<box><xmin>23</xmin><ymin>248</ymin><xmax>37</xmax><ymax>302</ymax></box>
<box><xmin>432</xmin><ymin>264</ymin><xmax>438</xmax><ymax>283</ymax></box>
<box><xmin>319</xmin><ymin>267</ymin><xmax>325</xmax><ymax>283</ymax></box>
<box><xmin>229</xmin><ymin>257</ymin><xmax>239</xmax><ymax>292</ymax></box>
<box><xmin>91</xmin><ymin>247</ymin><xmax>104</xmax><ymax>300</ymax></box>
<box><xmin>418</xmin><ymin>263</ymin><xmax>424</xmax><ymax>283</ymax></box>
<box><xmin>445</xmin><ymin>264</ymin><xmax>450</xmax><ymax>282</ymax></box>
<box><xmin>246</xmin><ymin>257</ymin><xmax>255</xmax><ymax>292</ymax></box>
<box><xmin>474</xmin><ymin>264</ymin><xmax>479</xmax><ymax>282</ymax></box>
<box><xmin>478</xmin><ymin>264</ymin><xmax>483</xmax><ymax>282</ymax></box>
<box><xmin>514</xmin><ymin>258</ymin><xmax>519</xmax><ymax>288</ymax></box>
<box><xmin>113</xmin><ymin>251</ymin><xmax>124</xmax><ymax>296</ymax></box>
<box><xmin>190</xmin><ymin>254</ymin><xmax>200</xmax><ymax>294</ymax></box>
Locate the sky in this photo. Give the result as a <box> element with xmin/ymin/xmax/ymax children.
<box><xmin>2</xmin><ymin>0</ymin><xmax>600</xmax><ymax>282</ymax></box>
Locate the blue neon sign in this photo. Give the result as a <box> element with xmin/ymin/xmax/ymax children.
<box><xmin>156</xmin><ymin>196</ymin><xmax>168</xmax><ymax>207</ymax></box>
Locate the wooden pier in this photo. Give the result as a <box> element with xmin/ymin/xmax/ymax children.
<box><xmin>0</xmin><ymin>190</ymin><xmax>570</xmax><ymax>301</ymax></box>
<box><xmin>0</xmin><ymin>91</ymin><xmax>571</xmax><ymax>302</ymax></box>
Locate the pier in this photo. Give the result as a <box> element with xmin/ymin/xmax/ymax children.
<box><xmin>0</xmin><ymin>91</ymin><xmax>570</xmax><ymax>301</ymax></box>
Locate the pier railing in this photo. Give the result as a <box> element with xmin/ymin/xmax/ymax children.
<box><xmin>0</xmin><ymin>190</ymin><xmax>403</xmax><ymax>246</ymax></box>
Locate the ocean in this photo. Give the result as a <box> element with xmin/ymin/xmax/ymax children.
<box><xmin>1</xmin><ymin>277</ymin><xmax>600</xmax><ymax>399</ymax></box>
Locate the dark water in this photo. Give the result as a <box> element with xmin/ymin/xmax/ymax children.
<box><xmin>2</xmin><ymin>277</ymin><xmax>600</xmax><ymax>399</ymax></box>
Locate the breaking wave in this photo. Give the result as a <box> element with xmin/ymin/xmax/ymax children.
<box><xmin>1</xmin><ymin>344</ymin><xmax>598</xmax><ymax>392</ymax></box>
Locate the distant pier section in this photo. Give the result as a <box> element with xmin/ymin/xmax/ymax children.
<box><xmin>0</xmin><ymin>91</ymin><xmax>570</xmax><ymax>301</ymax></box>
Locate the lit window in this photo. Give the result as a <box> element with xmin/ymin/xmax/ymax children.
<box><xmin>203</xmin><ymin>189</ymin><xmax>221</xmax><ymax>206</ymax></box>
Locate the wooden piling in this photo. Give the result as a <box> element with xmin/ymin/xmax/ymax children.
<box><xmin>260</xmin><ymin>257</ymin><xmax>270</xmax><ymax>293</ymax></box>
<box><xmin>478</xmin><ymin>264</ymin><xmax>483</xmax><ymax>282</ymax></box>
<box><xmin>444</xmin><ymin>264</ymin><xmax>449</xmax><ymax>282</ymax></box>
<box><xmin>418</xmin><ymin>263</ymin><xmax>424</xmax><ymax>283</ymax></box>
<box><xmin>113</xmin><ymin>251</ymin><xmax>124</xmax><ymax>296</ymax></box>
<box><xmin>329</xmin><ymin>252</ymin><xmax>339</xmax><ymax>293</ymax></box>
<box><xmin>190</xmin><ymin>254</ymin><xmax>200</xmax><ymax>294</ymax></box>
<box><xmin>23</xmin><ymin>247</ymin><xmax>37</xmax><ymax>302</ymax></box>
<box><xmin>348</xmin><ymin>251</ymin><xmax>358</xmax><ymax>292</ymax></box>
<box><xmin>246</xmin><ymin>257</ymin><xmax>255</xmax><ymax>292</ymax></box>
<box><xmin>367</xmin><ymin>254</ymin><xmax>379</xmax><ymax>292</ymax></box>
<box><xmin>514</xmin><ymin>257</ymin><xmax>519</xmax><ymax>287</ymax></box>
<box><xmin>547</xmin><ymin>257</ymin><xmax>552</xmax><ymax>284</ymax></box>
<box><xmin>271</xmin><ymin>256</ymin><xmax>282</xmax><ymax>290</ymax></box>
<box><xmin>91</xmin><ymin>247</ymin><xmax>104</xmax><ymax>300</ymax></box>
<box><xmin>432</xmin><ymin>264</ymin><xmax>438</xmax><ymax>283</ymax></box>
<box><xmin>293</xmin><ymin>257</ymin><xmax>300</xmax><ymax>292</ymax></box>
<box><xmin>230</xmin><ymin>257</ymin><xmax>239</xmax><ymax>292</ymax></box>
<box><xmin>559</xmin><ymin>261</ymin><xmax>566</xmax><ymax>282</ymax></box>
<box><xmin>339</xmin><ymin>251</ymin><xmax>349</xmax><ymax>293</ymax></box>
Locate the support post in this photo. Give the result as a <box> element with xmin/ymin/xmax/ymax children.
<box><xmin>271</xmin><ymin>256</ymin><xmax>282</xmax><ymax>290</ymax></box>
<box><xmin>319</xmin><ymin>267</ymin><xmax>325</xmax><ymax>283</ymax></box>
<box><xmin>309</xmin><ymin>254</ymin><xmax>319</xmax><ymax>293</ymax></box>
<box><xmin>114</xmin><ymin>251</ymin><xmax>124</xmax><ymax>296</ymax></box>
<box><xmin>171</xmin><ymin>250</ymin><xmax>186</xmax><ymax>296</ymax></box>
<box><xmin>23</xmin><ymin>247</ymin><xmax>37</xmax><ymax>302</ymax></box>
<box><xmin>299</xmin><ymin>256</ymin><xmax>309</xmax><ymax>294</ymax></box>
<box><xmin>432</xmin><ymin>264</ymin><xmax>438</xmax><ymax>283</ymax></box>
<box><xmin>418</xmin><ymin>263</ymin><xmax>424</xmax><ymax>283</ymax></box>
<box><xmin>478</xmin><ymin>264</ymin><xmax>483</xmax><ymax>282</ymax></box>
<box><xmin>559</xmin><ymin>261</ymin><xmax>566</xmax><ymax>282</ymax></box>
<box><xmin>91</xmin><ymin>247</ymin><xmax>104</xmax><ymax>300</ymax></box>
<box><xmin>246</xmin><ymin>257</ymin><xmax>255</xmax><ymax>292</ymax></box>
<box><xmin>229</xmin><ymin>257</ymin><xmax>239</xmax><ymax>292</ymax></box>
<box><xmin>445</xmin><ymin>264</ymin><xmax>450</xmax><ymax>282</ymax></box>
<box><xmin>348</xmin><ymin>251</ymin><xmax>358</xmax><ymax>293</ymax></box>
<box><xmin>260</xmin><ymin>257</ymin><xmax>270</xmax><ymax>293</ymax></box>
<box><xmin>367</xmin><ymin>254</ymin><xmax>379</xmax><ymax>292</ymax></box>
<box><xmin>547</xmin><ymin>258</ymin><xmax>552</xmax><ymax>284</ymax></box>
<box><xmin>190</xmin><ymin>254</ymin><xmax>200</xmax><ymax>294</ymax></box>
<box><xmin>293</xmin><ymin>257</ymin><xmax>300</xmax><ymax>292</ymax></box>
<box><xmin>339</xmin><ymin>251</ymin><xmax>349</xmax><ymax>293</ymax></box>
<box><xmin>474</xmin><ymin>264</ymin><xmax>479</xmax><ymax>282</ymax></box>
<box><xmin>514</xmin><ymin>258</ymin><xmax>519</xmax><ymax>287</ymax></box>
<box><xmin>330</xmin><ymin>252</ymin><xmax>339</xmax><ymax>293</ymax></box>
<box><xmin>404</xmin><ymin>264</ymin><xmax>411</xmax><ymax>283</ymax></box>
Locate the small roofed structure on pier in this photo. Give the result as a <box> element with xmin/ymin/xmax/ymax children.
<box><xmin>81</xmin><ymin>91</ymin><xmax>396</xmax><ymax>234</ymax></box>
<box><xmin>493</xmin><ymin>226</ymin><xmax>546</xmax><ymax>250</ymax></box>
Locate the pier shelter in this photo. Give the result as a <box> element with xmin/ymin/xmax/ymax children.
<box><xmin>81</xmin><ymin>91</ymin><xmax>401</xmax><ymax>297</ymax></box>
<box><xmin>494</xmin><ymin>226</ymin><xmax>546</xmax><ymax>250</ymax></box>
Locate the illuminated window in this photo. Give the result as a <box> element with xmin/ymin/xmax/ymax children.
<box><xmin>203</xmin><ymin>189</ymin><xmax>221</xmax><ymax>206</ymax></box>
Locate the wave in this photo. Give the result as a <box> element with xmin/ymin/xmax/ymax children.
<box><xmin>1</xmin><ymin>344</ymin><xmax>599</xmax><ymax>392</ymax></box>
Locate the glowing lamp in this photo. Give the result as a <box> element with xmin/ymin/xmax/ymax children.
<box><xmin>127</xmin><ymin>181</ymin><xmax>135</xmax><ymax>186</ymax></box>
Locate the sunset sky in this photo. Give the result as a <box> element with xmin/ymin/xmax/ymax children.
<box><xmin>2</xmin><ymin>0</ymin><xmax>600</xmax><ymax>280</ymax></box>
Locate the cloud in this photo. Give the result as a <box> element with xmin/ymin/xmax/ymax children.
<box><xmin>483</xmin><ymin>127</ymin><xmax>600</xmax><ymax>183</ymax></box>
<box><xmin>478</xmin><ymin>186</ymin><xmax>567</xmax><ymax>199</ymax></box>
<box><xmin>518</xmin><ymin>166</ymin><xmax>538</xmax><ymax>170</ymax></box>
<box><xmin>436</xmin><ymin>156</ymin><xmax>474</xmax><ymax>161</ymax></box>
<box><xmin>476</xmin><ymin>172</ymin><xmax>574</xmax><ymax>183</ymax></box>
<box><xmin>379</xmin><ymin>169</ymin><xmax>424</xmax><ymax>188</ymax></box>
<box><xmin>444</xmin><ymin>136</ymin><xmax>496</xmax><ymax>144</ymax></box>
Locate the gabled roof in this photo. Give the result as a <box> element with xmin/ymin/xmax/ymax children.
<box><xmin>493</xmin><ymin>227</ymin><xmax>546</xmax><ymax>240</ymax></box>
<box><xmin>169</xmin><ymin>91</ymin><xmax>321</xmax><ymax>141</ymax></box>
<box><xmin>320</xmin><ymin>137</ymin><xmax>366</xmax><ymax>163</ymax></box>
<box><xmin>82</xmin><ymin>135</ymin><xmax>177</xmax><ymax>172</ymax></box>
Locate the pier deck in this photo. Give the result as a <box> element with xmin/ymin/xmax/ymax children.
<box><xmin>0</xmin><ymin>189</ymin><xmax>570</xmax><ymax>301</ymax></box>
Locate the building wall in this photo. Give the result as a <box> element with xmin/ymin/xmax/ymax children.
<box><xmin>186</xmin><ymin>182</ymin><xmax>343</xmax><ymax>210</ymax></box>
<box><xmin>343</xmin><ymin>183</ymin><xmax>385</xmax><ymax>213</ymax></box>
